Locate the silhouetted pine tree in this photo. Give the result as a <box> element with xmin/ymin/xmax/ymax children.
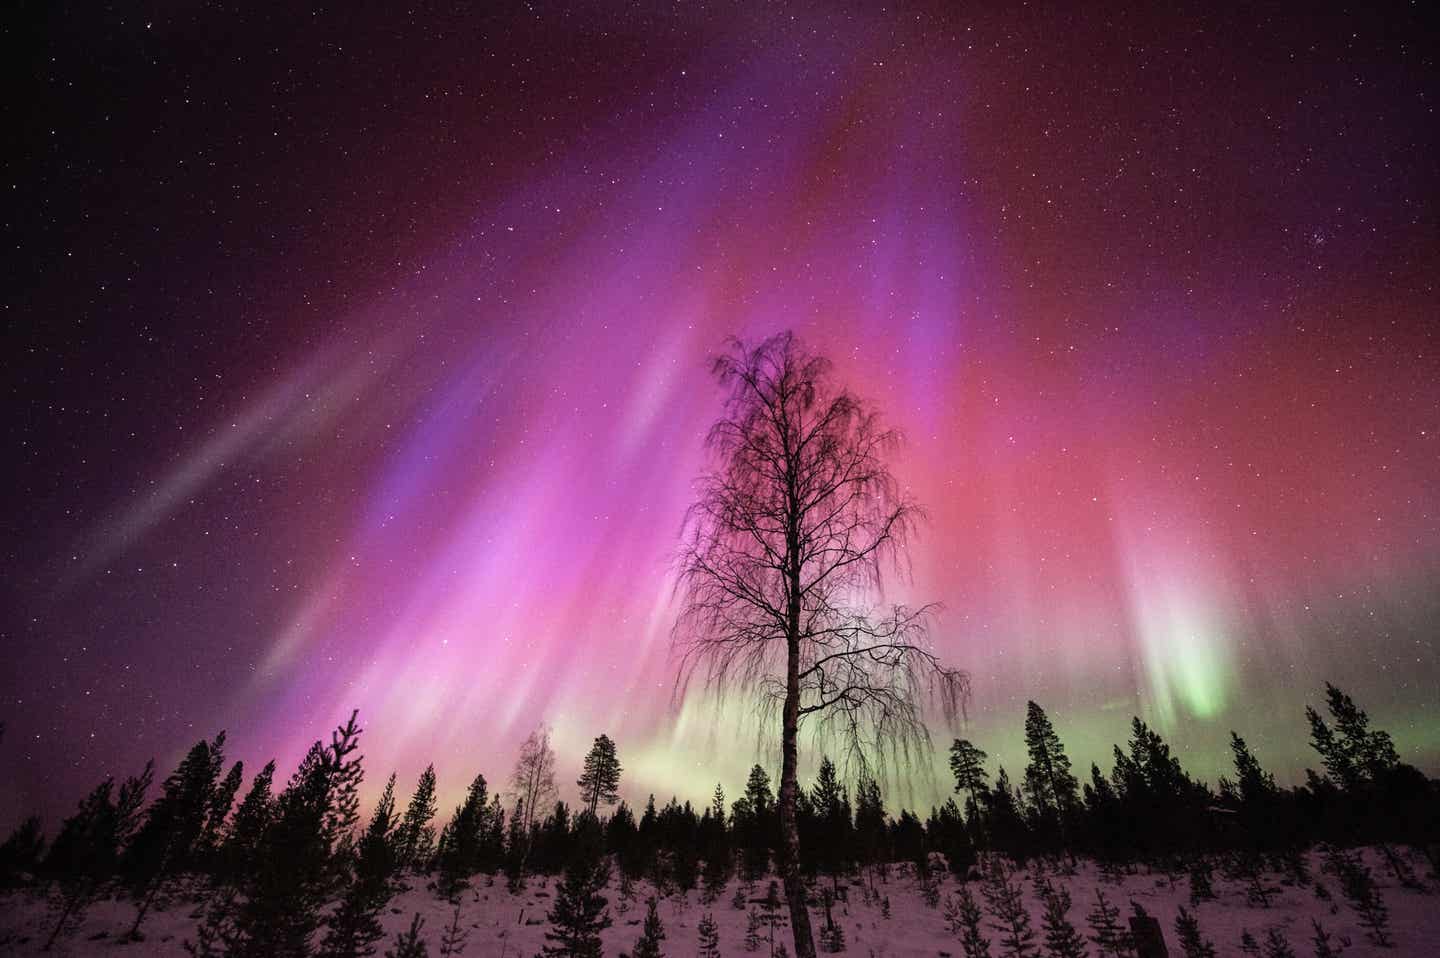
<box><xmin>386</xmin><ymin>914</ymin><xmax>427</xmax><ymax>958</ymax></box>
<box><xmin>853</xmin><ymin>776</ymin><xmax>888</xmax><ymax>884</ymax></box>
<box><xmin>761</xmin><ymin>881</ymin><xmax>784</xmax><ymax>952</ymax></box>
<box><xmin>221</xmin><ymin>759</ymin><xmax>275</xmax><ymax>882</ymax></box>
<box><xmin>950</xmin><ymin>739</ymin><xmax>990</xmax><ymax>814</ymax></box>
<box><xmin>438</xmin><ymin>903</ymin><xmax>468</xmax><ymax>956</ymax></box>
<box><xmin>745</xmin><ymin>907</ymin><xmax>764</xmax><ymax>951</ymax></box>
<box><xmin>536</xmin><ymin>800</ymin><xmax>573</xmax><ymax>876</ymax></box>
<box><xmin>1262</xmin><ymin>928</ymin><xmax>1296</xmax><ymax>958</ymax></box>
<box><xmin>0</xmin><ymin>815</ymin><xmax>46</xmax><ymax>885</ymax></box>
<box><xmin>1085</xmin><ymin>890</ymin><xmax>1130</xmax><ymax>958</ymax></box>
<box><xmin>984</xmin><ymin>768</ymin><xmax>1030</xmax><ymax>859</ymax></box>
<box><xmin>225</xmin><ymin>710</ymin><xmax>364</xmax><ymax>958</ymax></box>
<box><xmin>735</xmin><ymin>765</ymin><xmax>774</xmax><ymax>882</ymax></box>
<box><xmin>197</xmin><ymin>760</ymin><xmax>244</xmax><ymax>867</ymax></box>
<box><xmin>576</xmin><ymin>734</ymin><xmax>622</xmax><ymax>817</ymax></box>
<box><xmin>503</xmin><ymin>798</ymin><xmax>527</xmax><ymax>891</ymax></box>
<box><xmin>125</xmin><ymin>732</ymin><xmax>228</xmax><ymax>939</ymax></box>
<box><xmin>931</xmin><ymin>797</ymin><xmax>976</xmax><ymax>876</ymax></box>
<box><xmin>1172</xmin><ymin>906</ymin><xmax>1216</xmax><ymax>958</ymax></box>
<box><xmin>632</xmin><ymin>897</ymin><xmax>666</xmax><ymax>958</ymax></box>
<box><xmin>1239</xmin><ymin>930</ymin><xmax>1260</xmax><ymax>956</ymax></box>
<box><xmin>697</xmin><ymin>911</ymin><xmax>721</xmax><ymax>958</ymax></box>
<box><xmin>1035</xmin><ymin>877</ymin><xmax>1086</xmax><ymax>958</ymax></box>
<box><xmin>395</xmin><ymin>764</ymin><xmax>438</xmax><ymax>873</ymax></box>
<box><xmin>809</xmin><ymin>757</ymin><xmax>853</xmax><ymax>891</ymax></box>
<box><xmin>1023</xmin><ymin>703</ymin><xmax>1080</xmax><ymax>849</ymax></box>
<box><xmin>541</xmin><ymin>830</ymin><xmax>611</xmax><ymax>957</ymax></box>
<box><xmin>437</xmin><ymin>773</ymin><xmax>490</xmax><ymax>897</ymax></box>
<box><xmin>982</xmin><ymin>862</ymin><xmax>1036</xmax><ymax>958</ymax></box>
<box><xmin>43</xmin><ymin>761</ymin><xmax>154</xmax><ymax>950</ymax></box>
<box><xmin>950</xmin><ymin>884</ymin><xmax>993</xmax><ymax>958</ymax></box>
<box><xmin>1309</xmin><ymin>919</ymin><xmax>1340</xmax><ymax>958</ymax></box>
<box><xmin>1186</xmin><ymin>857</ymin><xmax>1215</xmax><ymax>904</ymax></box>
<box><xmin>1331</xmin><ymin>848</ymin><xmax>1390</xmax><ymax>946</ymax></box>
<box><xmin>318</xmin><ymin>772</ymin><xmax>400</xmax><ymax>958</ymax></box>
<box><xmin>607</xmin><ymin>800</ymin><xmax>641</xmax><ymax>878</ymax></box>
<box><xmin>1109</xmin><ymin>718</ymin><xmax>1201</xmax><ymax>859</ymax></box>
<box><xmin>1306</xmin><ymin>683</ymin><xmax>1399</xmax><ymax>790</ymax></box>
<box><xmin>700</xmin><ymin>793</ymin><xmax>732</xmax><ymax>902</ymax></box>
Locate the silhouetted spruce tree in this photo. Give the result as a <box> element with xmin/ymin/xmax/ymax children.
<box><xmin>1023</xmin><ymin>703</ymin><xmax>1080</xmax><ymax>851</ymax></box>
<box><xmin>1262</xmin><ymin>928</ymin><xmax>1296</xmax><ymax>958</ymax></box>
<box><xmin>818</xmin><ymin>914</ymin><xmax>846</xmax><ymax>954</ymax></box>
<box><xmin>853</xmin><ymin>776</ymin><xmax>888</xmax><ymax>885</ymax></box>
<box><xmin>503</xmin><ymin>798</ymin><xmax>528</xmax><ymax>891</ymax></box>
<box><xmin>1331</xmin><ymin>847</ymin><xmax>1390</xmax><ymax>946</ymax></box>
<box><xmin>1172</xmin><ymin>906</ymin><xmax>1216</xmax><ymax>958</ymax></box>
<box><xmin>700</xmin><ymin>786</ymin><xmax>733</xmax><ymax>902</ymax></box>
<box><xmin>890</xmin><ymin>806</ymin><xmax>924</xmax><ymax>864</ymax></box>
<box><xmin>576</xmin><ymin>734</ymin><xmax>622</xmax><ymax>817</ymax></box>
<box><xmin>125</xmin><ymin>732</ymin><xmax>228</xmax><ymax>939</ymax></box>
<box><xmin>0</xmin><ymin>815</ymin><xmax>46</xmax><ymax>886</ymax></box>
<box><xmin>1186</xmin><ymin>857</ymin><xmax>1215</xmax><ymax>904</ymax></box>
<box><xmin>1035</xmin><ymin>878</ymin><xmax>1086</xmax><ymax>958</ymax></box>
<box><xmin>437</xmin><ymin>773</ymin><xmax>490</xmax><ymax>897</ymax></box>
<box><xmin>1309</xmin><ymin>919</ymin><xmax>1340</xmax><ymax>958</ymax></box>
<box><xmin>537</xmin><ymin>800</ymin><xmax>573</xmax><ymax>876</ymax></box>
<box><xmin>982</xmin><ymin>862</ymin><xmax>1037</xmax><ymax>958</ymax></box>
<box><xmin>796</xmin><ymin>786</ymin><xmax>822</xmax><ymax>879</ymax></box>
<box><xmin>438</xmin><ymin>903</ymin><xmax>468</xmax><ymax>956</ymax></box>
<box><xmin>1080</xmin><ymin>764</ymin><xmax>1124</xmax><ymax>863</ymax></box>
<box><xmin>632</xmin><ymin>897</ymin><xmax>667</xmax><ymax>958</ymax></box>
<box><xmin>809</xmin><ymin>758</ymin><xmax>853</xmax><ymax>890</ymax></box>
<box><xmin>736</xmin><ymin>765</ymin><xmax>775</xmax><ymax>882</ymax></box>
<box><xmin>1085</xmin><ymin>890</ymin><xmax>1130</xmax><ymax>958</ymax></box>
<box><xmin>318</xmin><ymin>772</ymin><xmax>400</xmax><ymax>958</ymax></box>
<box><xmin>667</xmin><ymin>799</ymin><xmax>701</xmax><ymax>895</ymax></box>
<box><xmin>698</xmin><ymin>911</ymin><xmax>721</xmax><ymax>958</ymax></box>
<box><xmin>225</xmin><ymin>710</ymin><xmax>365</xmax><ymax>958</ymax></box>
<box><xmin>386</xmin><ymin>914</ymin><xmax>427</xmax><ymax>958</ymax></box>
<box><xmin>43</xmin><ymin>761</ymin><xmax>153</xmax><ymax>950</ymax></box>
<box><xmin>930</xmin><ymin>797</ymin><xmax>975</xmax><ymax>877</ymax></box>
<box><xmin>745</xmin><ymin>907</ymin><xmax>764</xmax><ymax>951</ymax></box>
<box><xmin>950</xmin><ymin>884</ymin><xmax>993</xmax><ymax>958</ymax></box>
<box><xmin>761</xmin><ymin>881</ymin><xmax>784</xmax><ymax>951</ymax></box>
<box><xmin>540</xmin><ymin>826</ymin><xmax>612</xmax><ymax>958</ymax></box>
<box><xmin>481</xmin><ymin>794</ymin><xmax>506</xmax><ymax>871</ymax></box>
<box><xmin>1239</xmin><ymin>930</ymin><xmax>1260</xmax><ymax>956</ymax></box>
<box><xmin>983</xmin><ymin>768</ymin><xmax>1029</xmax><ymax>860</ymax></box>
<box><xmin>395</xmin><ymin>764</ymin><xmax>438</xmax><ymax>873</ymax></box>
<box><xmin>607</xmin><ymin>800</ymin><xmax>641</xmax><ymax>878</ymax></box>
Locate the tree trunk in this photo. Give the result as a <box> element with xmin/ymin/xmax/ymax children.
<box><xmin>779</xmin><ymin>634</ymin><xmax>817</xmax><ymax>958</ymax></box>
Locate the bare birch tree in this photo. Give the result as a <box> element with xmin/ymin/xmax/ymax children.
<box><xmin>510</xmin><ymin>725</ymin><xmax>558</xmax><ymax>872</ymax></box>
<box><xmin>674</xmin><ymin>331</ymin><xmax>967</xmax><ymax>958</ymax></box>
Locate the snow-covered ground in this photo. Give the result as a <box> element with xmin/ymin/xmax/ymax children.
<box><xmin>2</xmin><ymin>849</ymin><xmax>1435</xmax><ymax>956</ymax></box>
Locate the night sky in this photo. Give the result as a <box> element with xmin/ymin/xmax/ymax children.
<box><xmin>4</xmin><ymin>2</ymin><xmax>1438</xmax><ymax>829</ymax></box>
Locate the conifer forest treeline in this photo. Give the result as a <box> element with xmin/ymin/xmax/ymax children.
<box><xmin>0</xmin><ymin>682</ymin><xmax>1436</xmax><ymax>956</ymax></box>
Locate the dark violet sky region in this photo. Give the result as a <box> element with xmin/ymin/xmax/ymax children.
<box><xmin>3</xmin><ymin>2</ymin><xmax>1438</xmax><ymax>829</ymax></box>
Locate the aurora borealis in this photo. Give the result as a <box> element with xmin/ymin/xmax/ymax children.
<box><xmin>4</xmin><ymin>3</ymin><xmax>1438</xmax><ymax>827</ymax></box>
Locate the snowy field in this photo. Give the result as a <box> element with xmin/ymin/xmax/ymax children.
<box><xmin>2</xmin><ymin>848</ymin><xmax>1436</xmax><ymax>956</ymax></box>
